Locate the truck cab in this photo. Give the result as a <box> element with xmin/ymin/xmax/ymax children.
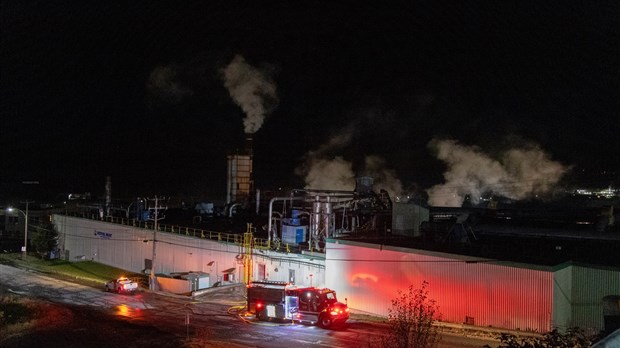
<box><xmin>287</xmin><ymin>287</ymin><xmax>349</xmax><ymax>328</ymax></box>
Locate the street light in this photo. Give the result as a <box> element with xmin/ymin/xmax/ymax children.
<box><xmin>7</xmin><ymin>204</ymin><xmax>29</xmax><ymax>258</ymax></box>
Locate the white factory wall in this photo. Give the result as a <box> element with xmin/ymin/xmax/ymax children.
<box><xmin>53</xmin><ymin>215</ymin><xmax>325</xmax><ymax>287</ymax></box>
<box><xmin>252</xmin><ymin>253</ymin><xmax>326</xmax><ymax>288</ymax></box>
<box><xmin>325</xmin><ymin>239</ymin><xmax>620</xmax><ymax>332</ymax></box>
<box><xmin>326</xmin><ymin>239</ymin><xmax>554</xmax><ymax>332</ymax></box>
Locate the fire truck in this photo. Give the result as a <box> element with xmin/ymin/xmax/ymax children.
<box><xmin>247</xmin><ymin>281</ymin><xmax>350</xmax><ymax>328</ymax></box>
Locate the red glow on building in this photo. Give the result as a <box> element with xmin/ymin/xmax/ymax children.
<box><xmin>326</xmin><ymin>241</ymin><xmax>553</xmax><ymax>331</ymax></box>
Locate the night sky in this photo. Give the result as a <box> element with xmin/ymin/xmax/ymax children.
<box><xmin>2</xmin><ymin>2</ymin><xmax>618</xmax><ymax>204</ymax></box>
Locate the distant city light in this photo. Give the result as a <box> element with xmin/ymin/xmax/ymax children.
<box><xmin>573</xmin><ymin>187</ymin><xmax>617</xmax><ymax>199</ymax></box>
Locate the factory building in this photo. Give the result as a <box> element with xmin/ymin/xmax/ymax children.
<box><xmin>36</xmin><ymin>132</ymin><xmax>620</xmax><ymax>335</ymax></box>
<box><xmin>52</xmin><ymin>209</ymin><xmax>620</xmax><ymax>334</ymax></box>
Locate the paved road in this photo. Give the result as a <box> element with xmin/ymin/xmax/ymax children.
<box><xmin>0</xmin><ymin>264</ymin><xmax>153</xmax><ymax>309</ymax></box>
<box><xmin>0</xmin><ymin>264</ymin><xmax>497</xmax><ymax>347</ymax></box>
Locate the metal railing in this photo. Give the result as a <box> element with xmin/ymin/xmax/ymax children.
<box><xmin>63</xmin><ymin>212</ymin><xmax>292</xmax><ymax>252</ymax></box>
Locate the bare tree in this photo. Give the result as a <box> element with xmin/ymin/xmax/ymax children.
<box><xmin>382</xmin><ymin>281</ymin><xmax>442</xmax><ymax>348</ymax></box>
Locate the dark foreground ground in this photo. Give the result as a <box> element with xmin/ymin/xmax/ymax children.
<box><xmin>0</xmin><ymin>274</ymin><xmax>249</xmax><ymax>348</ymax></box>
<box><xmin>0</xmin><ymin>294</ymin><xmax>186</xmax><ymax>348</ymax></box>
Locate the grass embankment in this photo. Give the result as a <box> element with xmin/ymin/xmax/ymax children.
<box><xmin>0</xmin><ymin>252</ymin><xmax>149</xmax><ymax>337</ymax></box>
<box><xmin>0</xmin><ymin>252</ymin><xmax>148</xmax><ymax>288</ymax></box>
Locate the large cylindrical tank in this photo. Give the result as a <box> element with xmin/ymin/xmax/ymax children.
<box><xmin>311</xmin><ymin>198</ymin><xmax>321</xmax><ymax>237</ymax></box>
<box><xmin>322</xmin><ymin>201</ymin><xmax>333</xmax><ymax>238</ymax></box>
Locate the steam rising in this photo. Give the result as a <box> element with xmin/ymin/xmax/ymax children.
<box><xmin>221</xmin><ymin>55</ymin><xmax>278</xmax><ymax>133</ymax></box>
<box><xmin>296</xmin><ymin>127</ymin><xmax>403</xmax><ymax>197</ymax></box>
<box><xmin>364</xmin><ymin>155</ymin><xmax>403</xmax><ymax>198</ymax></box>
<box><xmin>146</xmin><ymin>65</ymin><xmax>192</xmax><ymax>106</ymax></box>
<box><xmin>301</xmin><ymin>156</ymin><xmax>356</xmax><ymax>191</ymax></box>
<box><xmin>427</xmin><ymin>139</ymin><xmax>569</xmax><ymax>207</ymax></box>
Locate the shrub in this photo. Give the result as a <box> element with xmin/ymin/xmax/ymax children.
<box><xmin>373</xmin><ymin>281</ymin><xmax>442</xmax><ymax>348</ymax></box>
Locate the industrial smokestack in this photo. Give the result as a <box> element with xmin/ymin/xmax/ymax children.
<box><xmin>244</xmin><ymin>133</ymin><xmax>253</xmax><ymax>157</ymax></box>
<box><xmin>226</xmin><ymin>136</ymin><xmax>254</xmax><ymax>204</ymax></box>
<box><xmin>246</xmin><ymin>133</ymin><xmax>254</xmax><ymax>198</ymax></box>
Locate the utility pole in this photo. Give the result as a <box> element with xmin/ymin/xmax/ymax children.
<box><xmin>20</xmin><ymin>180</ymin><xmax>38</xmax><ymax>258</ymax></box>
<box><xmin>148</xmin><ymin>196</ymin><xmax>167</xmax><ymax>291</ymax></box>
<box><xmin>21</xmin><ymin>200</ymin><xmax>34</xmax><ymax>259</ymax></box>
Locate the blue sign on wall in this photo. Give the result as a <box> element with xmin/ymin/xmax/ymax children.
<box><xmin>94</xmin><ymin>230</ymin><xmax>112</xmax><ymax>239</ymax></box>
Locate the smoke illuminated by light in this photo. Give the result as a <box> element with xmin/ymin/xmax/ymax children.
<box><xmin>364</xmin><ymin>155</ymin><xmax>403</xmax><ymax>197</ymax></box>
<box><xmin>221</xmin><ymin>55</ymin><xmax>278</xmax><ymax>134</ymax></box>
<box><xmin>427</xmin><ymin>138</ymin><xmax>569</xmax><ymax>207</ymax></box>
<box><xmin>300</xmin><ymin>156</ymin><xmax>356</xmax><ymax>191</ymax></box>
<box><xmin>296</xmin><ymin>127</ymin><xmax>403</xmax><ymax>197</ymax></box>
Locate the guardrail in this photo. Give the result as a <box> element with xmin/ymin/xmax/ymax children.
<box><xmin>63</xmin><ymin>212</ymin><xmax>293</xmax><ymax>252</ymax></box>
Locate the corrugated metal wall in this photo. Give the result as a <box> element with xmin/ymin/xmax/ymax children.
<box><xmin>53</xmin><ymin>215</ymin><xmax>325</xmax><ymax>287</ymax></box>
<box><xmin>55</xmin><ymin>215</ymin><xmax>239</xmax><ymax>276</ymax></box>
<box><xmin>552</xmin><ymin>264</ymin><xmax>573</xmax><ymax>330</ymax></box>
<box><xmin>571</xmin><ymin>265</ymin><xmax>620</xmax><ymax>330</ymax></box>
<box><xmin>325</xmin><ymin>240</ymin><xmax>554</xmax><ymax>332</ymax></box>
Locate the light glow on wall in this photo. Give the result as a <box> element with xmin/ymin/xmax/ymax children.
<box><xmin>326</xmin><ymin>241</ymin><xmax>553</xmax><ymax>332</ymax></box>
<box><xmin>350</xmin><ymin>273</ymin><xmax>379</xmax><ymax>286</ymax></box>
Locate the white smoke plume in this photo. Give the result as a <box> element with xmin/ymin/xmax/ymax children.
<box><xmin>295</xmin><ymin>129</ymin><xmax>356</xmax><ymax>191</ymax></box>
<box><xmin>296</xmin><ymin>127</ymin><xmax>403</xmax><ymax>197</ymax></box>
<box><xmin>364</xmin><ymin>155</ymin><xmax>403</xmax><ymax>197</ymax></box>
<box><xmin>221</xmin><ymin>55</ymin><xmax>278</xmax><ymax>134</ymax></box>
<box><xmin>301</xmin><ymin>156</ymin><xmax>356</xmax><ymax>191</ymax></box>
<box><xmin>426</xmin><ymin>138</ymin><xmax>569</xmax><ymax>207</ymax></box>
<box><xmin>146</xmin><ymin>65</ymin><xmax>192</xmax><ymax>106</ymax></box>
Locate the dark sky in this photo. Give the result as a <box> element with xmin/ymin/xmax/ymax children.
<box><xmin>2</xmin><ymin>1</ymin><xmax>619</xmax><ymax>203</ymax></box>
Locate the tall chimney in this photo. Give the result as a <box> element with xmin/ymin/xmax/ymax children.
<box><xmin>226</xmin><ymin>134</ymin><xmax>254</xmax><ymax>204</ymax></box>
<box><xmin>245</xmin><ymin>133</ymin><xmax>254</xmax><ymax>198</ymax></box>
<box><xmin>244</xmin><ymin>133</ymin><xmax>253</xmax><ymax>156</ymax></box>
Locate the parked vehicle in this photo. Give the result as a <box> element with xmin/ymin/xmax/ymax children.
<box><xmin>105</xmin><ymin>277</ymin><xmax>138</xmax><ymax>294</ymax></box>
<box><xmin>247</xmin><ymin>281</ymin><xmax>349</xmax><ymax>328</ymax></box>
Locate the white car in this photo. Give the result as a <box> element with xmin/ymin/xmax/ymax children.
<box><xmin>105</xmin><ymin>277</ymin><xmax>138</xmax><ymax>294</ymax></box>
